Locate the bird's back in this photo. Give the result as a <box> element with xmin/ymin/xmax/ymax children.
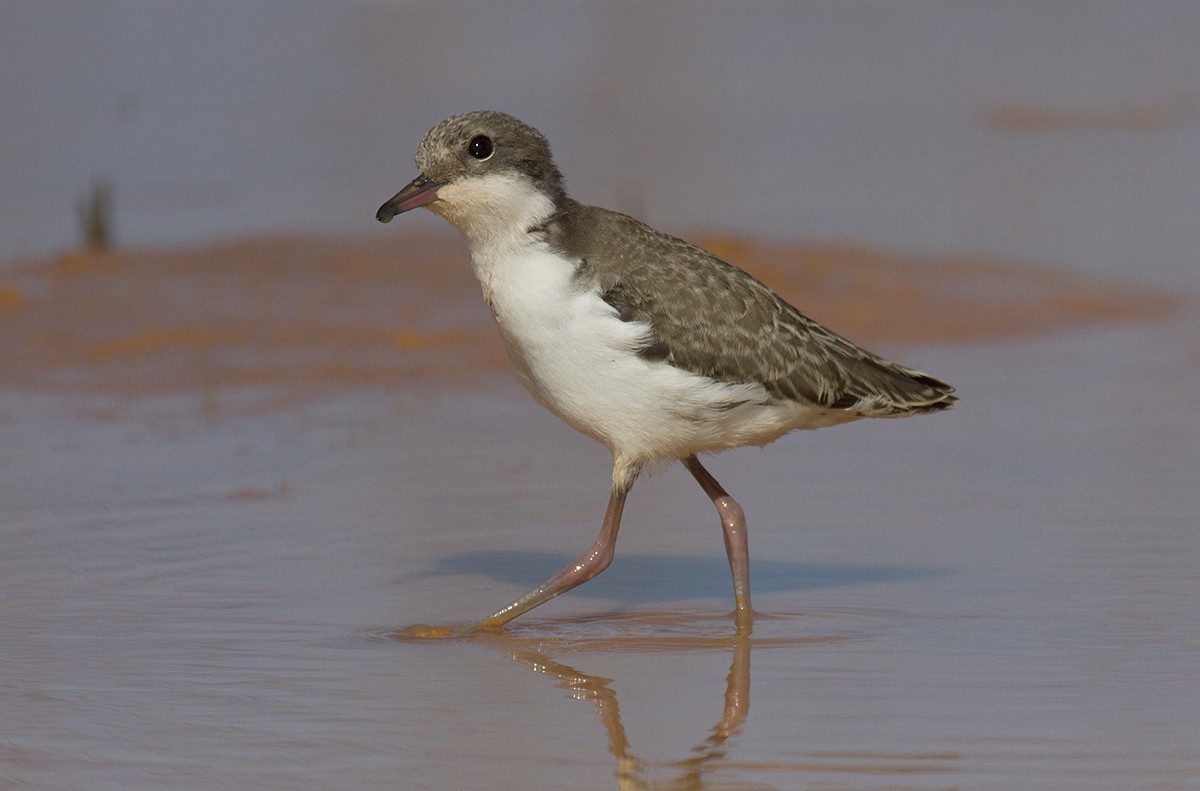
<box><xmin>537</xmin><ymin>201</ymin><xmax>957</xmax><ymax>419</ymax></box>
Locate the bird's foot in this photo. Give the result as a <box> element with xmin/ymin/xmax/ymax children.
<box><xmin>733</xmin><ymin>603</ymin><xmax>755</xmax><ymax>637</ymax></box>
<box><xmin>390</xmin><ymin>620</ymin><xmax>510</xmax><ymax>639</ymax></box>
<box><xmin>393</xmin><ymin>623</ymin><xmax>469</xmax><ymax>639</ymax></box>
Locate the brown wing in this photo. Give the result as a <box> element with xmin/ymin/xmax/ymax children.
<box><xmin>543</xmin><ymin>202</ymin><xmax>957</xmax><ymax>416</ymax></box>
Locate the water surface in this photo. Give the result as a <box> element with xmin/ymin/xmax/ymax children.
<box><xmin>2</xmin><ymin>2</ymin><xmax>1199</xmax><ymax>789</ymax></box>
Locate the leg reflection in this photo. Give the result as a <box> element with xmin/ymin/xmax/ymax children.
<box><xmin>509</xmin><ymin>651</ymin><xmax>644</xmax><ymax>788</ymax></box>
<box><xmin>508</xmin><ymin>635</ymin><xmax>752</xmax><ymax>790</ymax></box>
<box><xmin>677</xmin><ymin>635</ymin><xmax>750</xmax><ymax>783</ymax></box>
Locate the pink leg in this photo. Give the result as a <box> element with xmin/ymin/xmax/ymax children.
<box><xmin>455</xmin><ymin>484</ymin><xmax>630</xmax><ymax>635</ymax></box>
<box><xmin>683</xmin><ymin>455</ymin><xmax>753</xmax><ymax>632</ymax></box>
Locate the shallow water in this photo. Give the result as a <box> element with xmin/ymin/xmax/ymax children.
<box><xmin>3</xmin><ymin>312</ymin><xmax>1198</xmax><ymax>789</ymax></box>
<box><xmin>3</xmin><ymin>2</ymin><xmax>1200</xmax><ymax>789</ymax></box>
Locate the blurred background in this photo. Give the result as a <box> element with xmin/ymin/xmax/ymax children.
<box><xmin>2</xmin><ymin>3</ymin><xmax>1198</xmax><ymax>790</ymax></box>
<box><xmin>4</xmin><ymin>0</ymin><xmax>1199</xmax><ymax>286</ymax></box>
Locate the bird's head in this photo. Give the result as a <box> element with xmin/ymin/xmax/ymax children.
<box><xmin>376</xmin><ymin>110</ymin><xmax>566</xmax><ymax>245</ymax></box>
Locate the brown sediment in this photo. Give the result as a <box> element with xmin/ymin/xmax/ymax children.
<box><xmin>695</xmin><ymin>234</ymin><xmax>1181</xmax><ymax>345</ymax></box>
<box><xmin>982</xmin><ymin>95</ymin><xmax>1195</xmax><ymax>132</ymax></box>
<box><xmin>0</xmin><ymin>232</ymin><xmax>1182</xmax><ymax>398</ymax></box>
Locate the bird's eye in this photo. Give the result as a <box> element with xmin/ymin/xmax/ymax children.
<box><xmin>468</xmin><ymin>135</ymin><xmax>494</xmax><ymax>160</ymax></box>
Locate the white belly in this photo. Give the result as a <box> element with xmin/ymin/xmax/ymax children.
<box><xmin>472</xmin><ymin>242</ymin><xmax>820</xmax><ymax>467</ymax></box>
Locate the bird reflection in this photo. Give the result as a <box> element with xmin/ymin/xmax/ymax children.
<box><xmin>506</xmin><ymin>634</ymin><xmax>761</xmax><ymax>791</ymax></box>
<box><xmin>387</xmin><ymin>610</ymin><xmax>958</xmax><ymax>787</ymax></box>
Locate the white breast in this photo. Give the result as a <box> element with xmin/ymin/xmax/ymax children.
<box><xmin>429</xmin><ymin>171</ymin><xmax>830</xmax><ymax>473</ymax></box>
<box><xmin>477</xmin><ymin>236</ymin><xmax>825</xmax><ymax>466</ymax></box>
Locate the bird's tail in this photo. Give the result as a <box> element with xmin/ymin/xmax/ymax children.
<box><xmin>838</xmin><ymin>359</ymin><xmax>958</xmax><ymax>418</ymax></box>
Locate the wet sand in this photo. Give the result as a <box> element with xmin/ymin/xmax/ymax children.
<box><xmin>2</xmin><ymin>233</ymin><xmax>1197</xmax><ymax>790</ymax></box>
<box><xmin>0</xmin><ymin>232</ymin><xmax>1175</xmax><ymax>396</ymax></box>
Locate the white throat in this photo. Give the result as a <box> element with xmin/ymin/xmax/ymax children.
<box><xmin>424</xmin><ymin>171</ymin><xmax>556</xmax><ymax>254</ymax></box>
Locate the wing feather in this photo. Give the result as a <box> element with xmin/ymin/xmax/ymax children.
<box><xmin>539</xmin><ymin>202</ymin><xmax>956</xmax><ymax>417</ymax></box>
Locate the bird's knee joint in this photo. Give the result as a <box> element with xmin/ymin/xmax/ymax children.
<box><xmin>577</xmin><ymin>549</ymin><xmax>615</xmax><ymax>581</ymax></box>
<box><xmin>715</xmin><ymin>496</ymin><xmax>745</xmax><ymax>526</ymax></box>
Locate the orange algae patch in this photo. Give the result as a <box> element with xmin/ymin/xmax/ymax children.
<box><xmin>86</xmin><ymin>325</ymin><xmax>251</xmax><ymax>362</ymax></box>
<box><xmin>983</xmin><ymin>95</ymin><xmax>1196</xmax><ymax>132</ymax></box>
<box><xmin>0</xmin><ymin>233</ymin><xmax>496</xmax><ymax>396</ymax></box>
<box><xmin>0</xmin><ymin>231</ymin><xmax>1181</xmax><ymax>398</ymax></box>
<box><xmin>0</xmin><ymin>285</ymin><xmax>26</xmax><ymax>310</ymax></box>
<box><xmin>694</xmin><ymin>235</ymin><xmax>1178</xmax><ymax>344</ymax></box>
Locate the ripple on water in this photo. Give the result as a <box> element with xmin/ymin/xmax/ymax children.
<box><xmin>363</xmin><ymin>605</ymin><xmax>909</xmax><ymax>653</ymax></box>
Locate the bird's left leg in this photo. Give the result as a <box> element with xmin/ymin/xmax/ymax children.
<box><xmin>399</xmin><ymin>462</ymin><xmax>641</xmax><ymax>640</ymax></box>
<box><xmin>683</xmin><ymin>455</ymin><xmax>753</xmax><ymax>632</ymax></box>
<box><xmin>449</xmin><ymin>465</ymin><xmax>636</xmax><ymax>636</ymax></box>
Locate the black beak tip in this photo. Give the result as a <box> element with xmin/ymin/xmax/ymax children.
<box><xmin>376</xmin><ymin>175</ymin><xmax>441</xmax><ymax>224</ymax></box>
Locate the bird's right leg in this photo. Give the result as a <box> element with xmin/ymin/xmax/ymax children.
<box><xmin>447</xmin><ymin>477</ymin><xmax>633</xmax><ymax>636</ymax></box>
<box><xmin>683</xmin><ymin>455</ymin><xmax>753</xmax><ymax>634</ymax></box>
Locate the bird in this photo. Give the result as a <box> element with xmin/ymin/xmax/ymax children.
<box><xmin>376</xmin><ymin>110</ymin><xmax>956</xmax><ymax>636</ymax></box>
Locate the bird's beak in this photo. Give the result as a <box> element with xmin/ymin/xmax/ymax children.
<box><xmin>376</xmin><ymin>174</ymin><xmax>442</xmax><ymax>223</ymax></box>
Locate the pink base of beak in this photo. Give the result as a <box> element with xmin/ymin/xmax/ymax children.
<box><xmin>377</xmin><ymin>175</ymin><xmax>441</xmax><ymax>223</ymax></box>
